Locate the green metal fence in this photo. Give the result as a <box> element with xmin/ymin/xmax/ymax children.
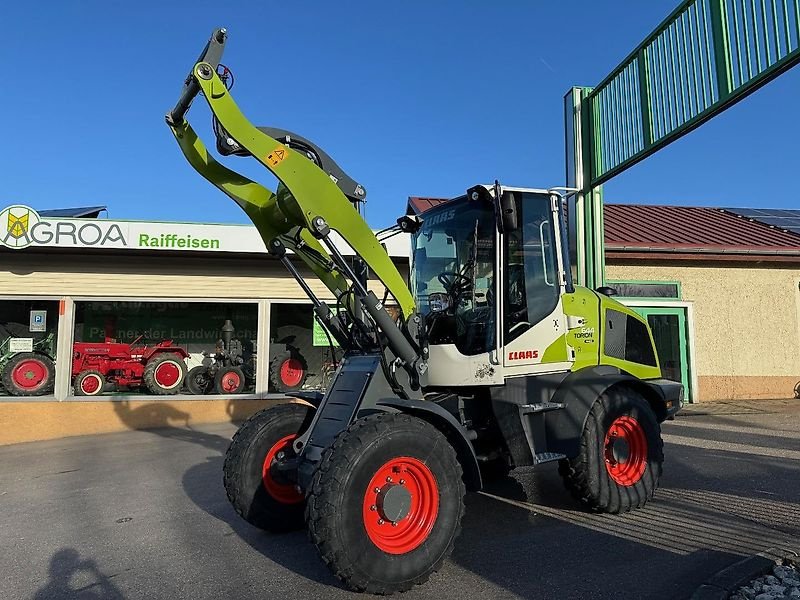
<box><xmin>588</xmin><ymin>0</ymin><xmax>800</xmax><ymax>186</ymax></box>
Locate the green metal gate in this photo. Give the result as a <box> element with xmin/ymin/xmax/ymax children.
<box><xmin>566</xmin><ymin>0</ymin><xmax>800</xmax><ymax>289</ymax></box>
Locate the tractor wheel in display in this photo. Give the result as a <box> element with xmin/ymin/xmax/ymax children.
<box><xmin>223</xmin><ymin>402</ymin><xmax>314</xmax><ymax>532</ymax></box>
<box><xmin>269</xmin><ymin>348</ymin><xmax>308</xmax><ymax>393</ymax></box>
<box><xmin>558</xmin><ymin>386</ymin><xmax>663</xmax><ymax>514</ymax></box>
<box><xmin>185</xmin><ymin>365</ymin><xmax>214</xmax><ymax>395</ymax></box>
<box><xmin>306</xmin><ymin>413</ymin><xmax>466</xmax><ymax>594</ymax></box>
<box><xmin>143</xmin><ymin>353</ymin><xmax>187</xmax><ymax>395</ymax></box>
<box><xmin>2</xmin><ymin>352</ymin><xmax>55</xmax><ymax>396</ymax></box>
<box><xmin>215</xmin><ymin>366</ymin><xmax>246</xmax><ymax>394</ymax></box>
<box><xmin>73</xmin><ymin>370</ymin><xmax>106</xmax><ymax>397</ymax></box>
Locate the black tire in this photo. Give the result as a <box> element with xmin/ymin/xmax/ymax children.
<box><xmin>223</xmin><ymin>403</ymin><xmax>314</xmax><ymax>532</ymax></box>
<box><xmin>185</xmin><ymin>365</ymin><xmax>213</xmax><ymax>395</ymax></box>
<box><xmin>2</xmin><ymin>352</ymin><xmax>55</xmax><ymax>396</ymax></box>
<box><xmin>269</xmin><ymin>348</ymin><xmax>308</xmax><ymax>393</ymax></box>
<box><xmin>558</xmin><ymin>386</ymin><xmax>663</xmax><ymax>514</ymax></box>
<box><xmin>73</xmin><ymin>370</ymin><xmax>106</xmax><ymax>397</ymax></box>
<box><xmin>143</xmin><ymin>353</ymin><xmax>187</xmax><ymax>395</ymax></box>
<box><xmin>306</xmin><ymin>413</ymin><xmax>466</xmax><ymax>594</ymax></box>
<box><xmin>215</xmin><ymin>366</ymin><xmax>246</xmax><ymax>394</ymax></box>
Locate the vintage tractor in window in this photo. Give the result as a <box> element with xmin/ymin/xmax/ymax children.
<box><xmin>184</xmin><ymin>320</ymin><xmax>255</xmax><ymax>395</ymax></box>
<box><xmin>71</xmin><ymin>336</ymin><xmax>189</xmax><ymax>396</ymax></box>
<box><xmin>0</xmin><ymin>332</ymin><xmax>56</xmax><ymax>397</ymax></box>
<box><xmin>184</xmin><ymin>320</ymin><xmax>308</xmax><ymax>395</ymax></box>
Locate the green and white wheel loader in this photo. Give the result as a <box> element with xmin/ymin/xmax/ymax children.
<box><xmin>167</xmin><ymin>29</ymin><xmax>683</xmax><ymax>595</ymax></box>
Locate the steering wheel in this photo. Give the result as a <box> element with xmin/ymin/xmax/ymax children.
<box><xmin>437</xmin><ymin>271</ymin><xmax>471</xmax><ymax>296</ymax></box>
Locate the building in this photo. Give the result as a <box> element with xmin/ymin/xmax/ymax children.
<box><xmin>0</xmin><ymin>204</ymin><xmax>408</xmax><ymax>444</ymax></box>
<box><xmin>1</xmin><ymin>200</ymin><xmax>798</xmax><ymax>445</ymax></box>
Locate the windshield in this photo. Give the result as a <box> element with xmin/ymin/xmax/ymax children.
<box><xmin>411</xmin><ymin>197</ymin><xmax>496</xmax><ymax>355</ymax></box>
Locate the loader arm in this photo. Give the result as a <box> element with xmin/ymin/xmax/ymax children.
<box><xmin>168</xmin><ymin>120</ymin><xmax>352</xmax><ymax>299</ymax></box>
<box><xmin>166</xmin><ymin>28</ymin><xmax>423</xmax><ymax>381</ymax></box>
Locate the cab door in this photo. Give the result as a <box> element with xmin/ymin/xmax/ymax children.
<box><xmin>501</xmin><ymin>192</ymin><xmax>572</xmax><ymax>376</ymax></box>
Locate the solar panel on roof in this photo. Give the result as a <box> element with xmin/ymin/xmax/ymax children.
<box><xmin>722</xmin><ymin>208</ymin><xmax>800</xmax><ymax>239</ymax></box>
<box><xmin>725</xmin><ymin>207</ymin><xmax>762</xmax><ymax>217</ymax></box>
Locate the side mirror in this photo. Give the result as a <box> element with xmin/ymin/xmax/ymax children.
<box><xmin>596</xmin><ymin>286</ymin><xmax>618</xmax><ymax>297</ymax></box>
<box><xmin>499</xmin><ymin>190</ymin><xmax>518</xmax><ymax>233</ymax></box>
<box><xmin>397</xmin><ymin>215</ymin><xmax>423</xmax><ymax>234</ymax></box>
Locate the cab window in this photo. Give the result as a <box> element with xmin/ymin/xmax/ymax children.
<box><xmin>504</xmin><ymin>193</ymin><xmax>560</xmax><ymax>343</ymax></box>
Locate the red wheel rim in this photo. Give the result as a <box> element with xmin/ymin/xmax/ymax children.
<box><xmin>362</xmin><ymin>457</ymin><xmax>439</xmax><ymax>555</ymax></box>
<box><xmin>220</xmin><ymin>370</ymin><xmax>242</xmax><ymax>393</ymax></box>
<box><xmin>261</xmin><ymin>434</ymin><xmax>304</xmax><ymax>504</ymax></box>
<box><xmin>12</xmin><ymin>359</ymin><xmax>47</xmax><ymax>390</ymax></box>
<box><xmin>154</xmin><ymin>360</ymin><xmax>181</xmax><ymax>388</ymax></box>
<box><xmin>80</xmin><ymin>374</ymin><xmax>102</xmax><ymax>394</ymax></box>
<box><xmin>279</xmin><ymin>359</ymin><xmax>304</xmax><ymax>388</ymax></box>
<box><xmin>604</xmin><ymin>415</ymin><xmax>648</xmax><ymax>486</ymax></box>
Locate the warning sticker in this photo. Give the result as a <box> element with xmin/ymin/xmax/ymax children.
<box><xmin>266</xmin><ymin>146</ymin><xmax>288</xmax><ymax>167</ymax></box>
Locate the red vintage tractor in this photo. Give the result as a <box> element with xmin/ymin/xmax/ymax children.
<box><xmin>72</xmin><ymin>335</ymin><xmax>189</xmax><ymax>396</ymax></box>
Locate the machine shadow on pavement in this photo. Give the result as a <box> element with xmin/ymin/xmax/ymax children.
<box><xmin>132</xmin><ymin>410</ymin><xmax>799</xmax><ymax>599</ymax></box>
<box><xmin>34</xmin><ymin>548</ymin><xmax>126</xmax><ymax>600</ymax></box>
<box><xmin>145</xmin><ymin>423</ymin><xmax>345</xmax><ymax>589</ymax></box>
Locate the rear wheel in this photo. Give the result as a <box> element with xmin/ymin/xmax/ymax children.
<box><xmin>559</xmin><ymin>386</ymin><xmax>663</xmax><ymax>514</ymax></box>
<box><xmin>74</xmin><ymin>370</ymin><xmax>106</xmax><ymax>396</ymax></box>
<box><xmin>306</xmin><ymin>413</ymin><xmax>466</xmax><ymax>594</ymax></box>
<box><xmin>269</xmin><ymin>348</ymin><xmax>308</xmax><ymax>393</ymax></box>
<box><xmin>143</xmin><ymin>353</ymin><xmax>187</xmax><ymax>395</ymax></box>
<box><xmin>215</xmin><ymin>366</ymin><xmax>245</xmax><ymax>394</ymax></box>
<box><xmin>185</xmin><ymin>365</ymin><xmax>213</xmax><ymax>395</ymax></box>
<box><xmin>2</xmin><ymin>353</ymin><xmax>55</xmax><ymax>396</ymax></box>
<box><xmin>223</xmin><ymin>403</ymin><xmax>313</xmax><ymax>532</ymax></box>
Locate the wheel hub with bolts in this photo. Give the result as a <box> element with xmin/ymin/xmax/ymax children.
<box><xmin>362</xmin><ymin>457</ymin><xmax>439</xmax><ymax>554</ymax></box>
<box><xmin>13</xmin><ymin>359</ymin><xmax>46</xmax><ymax>389</ymax></box>
<box><xmin>261</xmin><ymin>434</ymin><xmax>304</xmax><ymax>505</ymax></box>
<box><xmin>375</xmin><ymin>481</ymin><xmax>413</xmax><ymax>523</ymax></box>
<box><xmin>604</xmin><ymin>415</ymin><xmax>648</xmax><ymax>486</ymax></box>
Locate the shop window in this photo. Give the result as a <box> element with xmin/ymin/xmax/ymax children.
<box><xmin>269</xmin><ymin>303</ymin><xmax>337</xmax><ymax>394</ymax></box>
<box><xmin>0</xmin><ymin>299</ymin><xmax>59</xmax><ymax>398</ymax></box>
<box><xmin>72</xmin><ymin>301</ymin><xmax>257</xmax><ymax>397</ymax></box>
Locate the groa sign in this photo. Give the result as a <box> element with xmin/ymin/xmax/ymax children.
<box><xmin>0</xmin><ymin>204</ymin><xmax>408</xmax><ymax>257</ymax></box>
<box><xmin>0</xmin><ymin>205</ymin><xmax>228</xmax><ymax>253</ymax></box>
<box><xmin>1</xmin><ymin>205</ymin><xmax>126</xmax><ymax>250</ymax></box>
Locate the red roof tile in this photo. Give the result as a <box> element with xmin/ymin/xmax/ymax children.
<box><xmin>604</xmin><ymin>204</ymin><xmax>800</xmax><ymax>252</ymax></box>
<box><xmin>406</xmin><ymin>197</ymin><xmax>800</xmax><ymax>254</ymax></box>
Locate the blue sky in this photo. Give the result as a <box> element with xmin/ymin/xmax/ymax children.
<box><xmin>3</xmin><ymin>1</ymin><xmax>798</xmax><ymax>227</ymax></box>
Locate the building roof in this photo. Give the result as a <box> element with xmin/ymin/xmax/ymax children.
<box><xmin>604</xmin><ymin>204</ymin><xmax>800</xmax><ymax>255</ymax></box>
<box><xmin>407</xmin><ymin>197</ymin><xmax>448</xmax><ymax>215</ymax></box>
<box><xmin>407</xmin><ymin>196</ymin><xmax>800</xmax><ymax>260</ymax></box>
<box><xmin>38</xmin><ymin>206</ymin><xmax>107</xmax><ymax>218</ymax></box>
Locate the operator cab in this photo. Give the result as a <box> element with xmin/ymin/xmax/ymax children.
<box><xmin>411</xmin><ymin>186</ymin><xmax>571</xmax><ymax>386</ymax></box>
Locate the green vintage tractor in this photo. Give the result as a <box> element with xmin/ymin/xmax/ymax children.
<box><xmin>167</xmin><ymin>29</ymin><xmax>683</xmax><ymax>594</ymax></box>
<box><xmin>0</xmin><ymin>332</ymin><xmax>56</xmax><ymax>396</ymax></box>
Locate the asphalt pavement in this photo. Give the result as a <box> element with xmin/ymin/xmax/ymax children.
<box><xmin>1</xmin><ymin>398</ymin><xmax>798</xmax><ymax>600</ymax></box>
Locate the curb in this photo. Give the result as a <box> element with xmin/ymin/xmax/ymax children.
<box><xmin>690</xmin><ymin>547</ymin><xmax>798</xmax><ymax>600</ymax></box>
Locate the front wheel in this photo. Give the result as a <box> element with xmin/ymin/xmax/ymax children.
<box><xmin>74</xmin><ymin>370</ymin><xmax>106</xmax><ymax>396</ymax></box>
<box><xmin>223</xmin><ymin>403</ymin><xmax>313</xmax><ymax>532</ymax></box>
<box><xmin>306</xmin><ymin>413</ymin><xmax>466</xmax><ymax>594</ymax></box>
<box><xmin>185</xmin><ymin>365</ymin><xmax>213</xmax><ymax>395</ymax></box>
<box><xmin>559</xmin><ymin>386</ymin><xmax>663</xmax><ymax>514</ymax></box>
<box><xmin>215</xmin><ymin>366</ymin><xmax>245</xmax><ymax>394</ymax></box>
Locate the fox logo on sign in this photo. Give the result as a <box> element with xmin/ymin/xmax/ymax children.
<box><xmin>0</xmin><ymin>205</ymin><xmax>41</xmax><ymax>249</ymax></box>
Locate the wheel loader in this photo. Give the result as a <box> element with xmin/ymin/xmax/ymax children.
<box><xmin>166</xmin><ymin>29</ymin><xmax>683</xmax><ymax>594</ymax></box>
